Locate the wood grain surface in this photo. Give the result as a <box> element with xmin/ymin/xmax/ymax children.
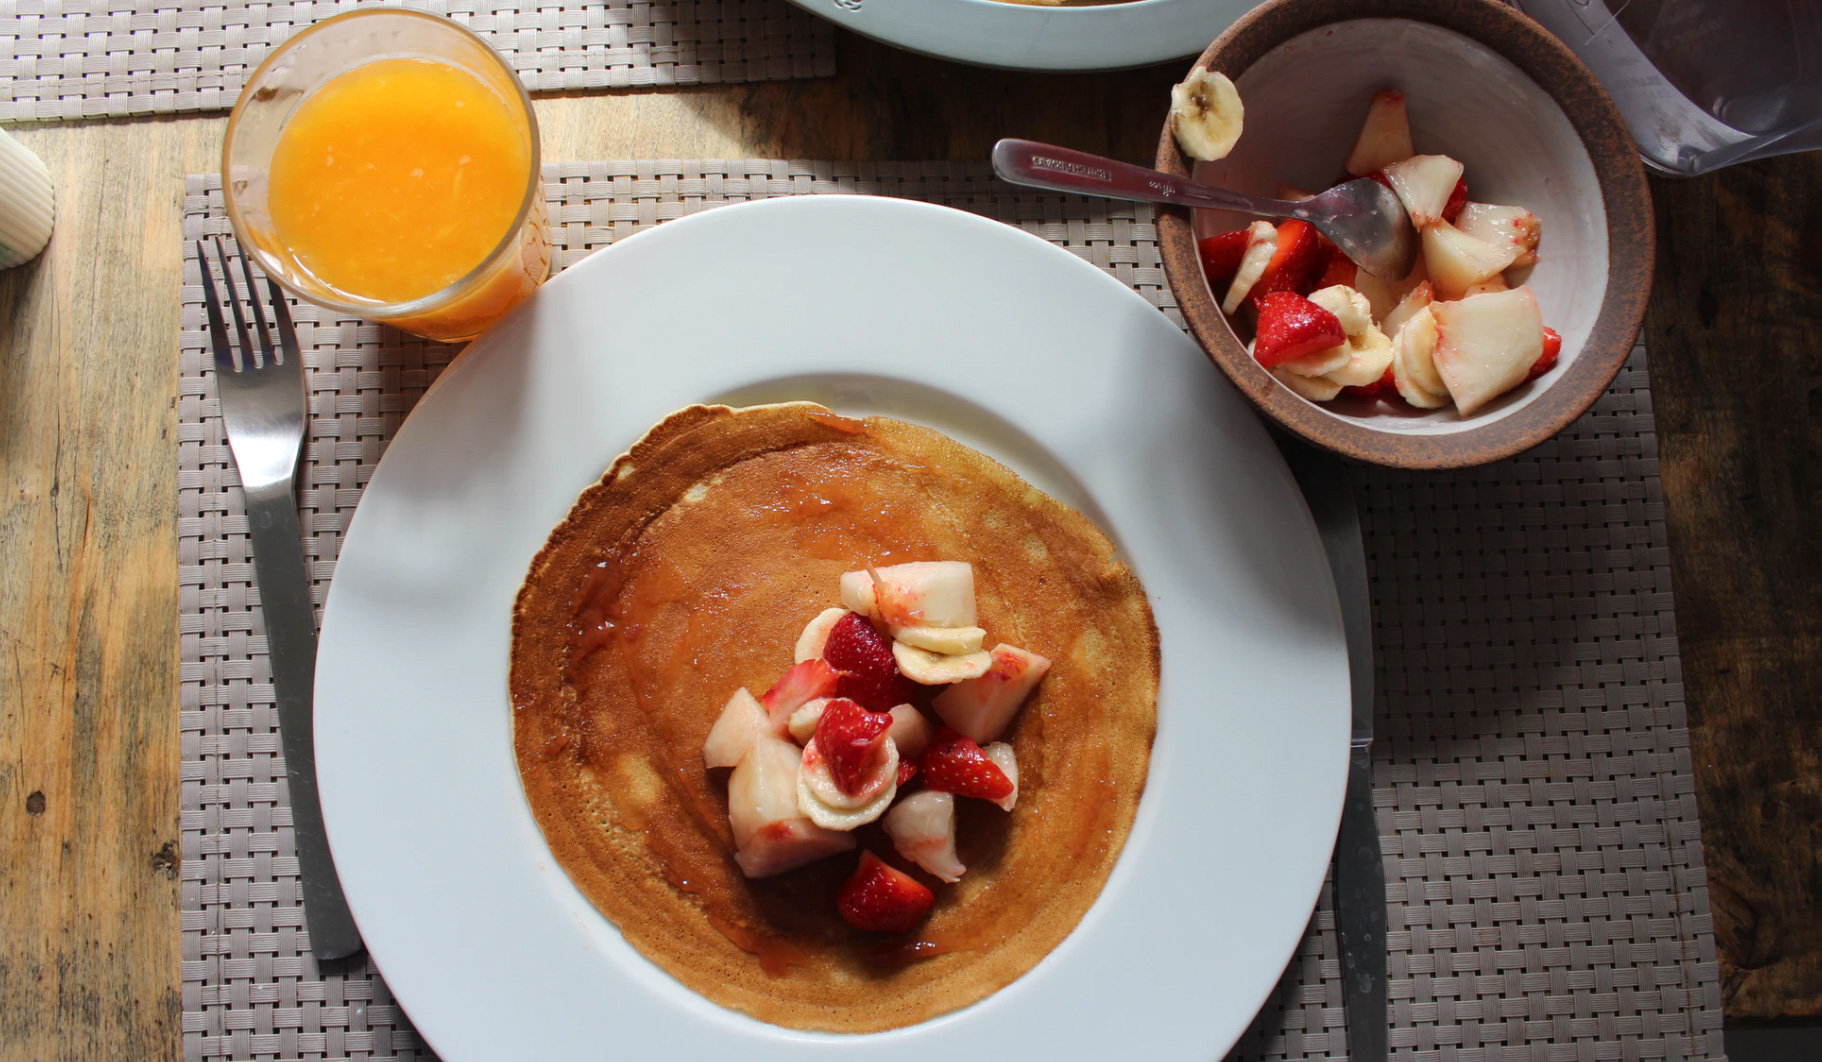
<box><xmin>0</xmin><ymin>27</ymin><xmax>1814</xmax><ymax>1061</ymax></box>
<box><xmin>1645</xmin><ymin>156</ymin><xmax>1822</xmax><ymax>1022</ymax></box>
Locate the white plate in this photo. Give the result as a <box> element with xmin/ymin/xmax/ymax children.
<box><xmin>794</xmin><ymin>0</ymin><xmax>1254</xmax><ymax>72</ymax></box>
<box><xmin>315</xmin><ymin>195</ymin><xmax>1349</xmax><ymax>1061</ymax></box>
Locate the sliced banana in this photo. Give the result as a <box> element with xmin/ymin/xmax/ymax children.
<box><xmin>893</xmin><ymin>625</ymin><xmax>987</xmax><ymax>656</ymax></box>
<box><xmin>1170</xmin><ymin>69</ymin><xmax>1245</xmax><ymax>162</ymax></box>
<box><xmin>1390</xmin><ymin>308</ymin><xmax>1451</xmax><ymax>409</ymax></box>
<box><xmin>893</xmin><ymin>642</ymin><xmax>993</xmax><ymax>685</ymax></box>
<box><xmin>797</xmin><ymin>739</ymin><xmax>899</xmax><ymax>829</ymax></box>
<box><xmin>1272</xmin><ymin>367</ymin><xmax>1344</xmax><ymax>402</ymax></box>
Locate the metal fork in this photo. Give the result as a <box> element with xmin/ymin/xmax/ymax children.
<box><xmin>198</xmin><ymin>237</ymin><xmax>363</xmax><ymax>962</ymax></box>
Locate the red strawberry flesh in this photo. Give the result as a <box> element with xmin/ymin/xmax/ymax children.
<box><xmin>1311</xmin><ymin>245</ymin><xmax>1357</xmax><ymax>292</ymax></box>
<box><xmin>1252</xmin><ymin>291</ymin><xmax>1347</xmax><ymax>369</ymax></box>
<box><xmin>1442</xmin><ymin>177</ymin><xmax>1468</xmax><ymax>222</ymax></box>
<box><xmin>837</xmin><ymin>851</ymin><xmax>934</xmax><ymax>934</ymax></box>
<box><xmin>814</xmin><ymin>698</ymin><xmax>893</xmax><ymax>795</ymax></box>
<box><xmin>1198</xmin><ymin>229</ymin><xmax>1251</xmax><ymax>291</ymax></box>
<box><xmin>823</xmin><ymin>612</ymin><xmax>919</xmax><ymax>712</ymax></box>
<box><xmin>918</xmin><ymin>727</ymin><xmax>1014</xmax><ymax>802</ymax></box>
<box><xmin>760</xmin><ymin>658</ymin><xmax>840</xmax><ymax>729</ymax></box>
<box><xmin>1529</xmin><ymin>326</ymin><xmax>1561</xmax><ymax>379</ymax></box>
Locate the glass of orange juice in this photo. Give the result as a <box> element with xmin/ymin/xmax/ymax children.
<box><xmin>223</xmin><ymin>10</ymin><xmax>548</xmax><ymax>343</ymax></box>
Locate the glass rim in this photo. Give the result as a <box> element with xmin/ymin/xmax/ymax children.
<box><xmin>221</xmin><ymin>8</ymin><xmax>542</xmax><ymax>321</ymax></box>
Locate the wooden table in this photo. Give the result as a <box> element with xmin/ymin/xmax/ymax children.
<box><xmin>0</xmin><ymin>31</ymin><xmax>1814</xmax><ymax>1060</ymax></box>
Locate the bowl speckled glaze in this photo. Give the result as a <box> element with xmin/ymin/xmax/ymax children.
<box><xmin>1155</xmin><ymin>0</ymin><xmax>1653</xmax><ymax>469</ymax></box>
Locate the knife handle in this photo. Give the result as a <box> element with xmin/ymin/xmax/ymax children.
<box><xmin>245</xmin><ymin>480</ymin><xmax>365</xmax><ymax>962</ymax></box>
<box><xmin>1334</xmin><ymin>741</ymin><xmax>1387</xmax><ymax>1061</ymax></box>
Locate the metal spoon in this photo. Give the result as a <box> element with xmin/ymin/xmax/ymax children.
<box><xmin>991</xmin><ymin>138</ymin><xmax>1418</xmax><ymax>281</ymax></box>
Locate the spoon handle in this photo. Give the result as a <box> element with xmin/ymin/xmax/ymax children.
<box><xmin>991</xmin><ymin>138</ymin><xmax>1297</xmax><ymax>219</ymax></box>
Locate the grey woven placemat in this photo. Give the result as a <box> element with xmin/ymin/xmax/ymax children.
<box><xmin>178</xmin><ymin>161</ymin><xmax>1727</xmax><ymax>1062</ymax></box>
<box><xmin>1</xmin><ymin>0</ymin><xmax>834</xmax><ymax>123</ymax></box>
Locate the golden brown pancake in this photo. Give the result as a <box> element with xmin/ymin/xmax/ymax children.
<box><xmin>510</xmin><ymin>403</ymin><xmax>1158</xmax><ymax>1033</ymax></box>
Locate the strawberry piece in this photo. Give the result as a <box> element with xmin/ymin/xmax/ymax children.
<box><xmin>814</xmin><ymin>698</ymin><xmax>893</xmax><ymax>795</ymax></box>
<box><xmin>918</xmin><ymin>727</ymin><xmax>1014</xmax><ymax>802</ymax></box>
<box><xmin>1368</xmin><ymin>170</ymin><xmax>1394</xmax><ymax>192</ymax></box>
<box><xmin>1247</xmin><ymin>220</ymin><xmax>1327</xmax><ymax>306</ymax></box>
<box><xmin>1529</xmin><ymin>326</ymin><xmax>1561</xmax><ymax>380</ymax></box>
<box><xmin>1198</xmin><ymin>229</ymin><xmax>1251</xmax><ymax>292</ymax></box>
<box><xmin>1442</xmin><ymin>177</ymin><xmax>1468</xmax><ymax>222</ymax></box>
<box><xmin>760</xmin><ymin>658</ymin><xmax>840</xmax><ymax>730</ymax></box>
<box><xmin>1311</xmin><ymin>245</ymin><xmax>1357</xmax><ymax>292</ymax></box>
<box><xmin>1252</xmin><ymin>291</ymin><xmax>1347</xmax><ymax>369</ymax></box>
<box><xmin>837</xmin><ymin>851</ymin><xmax>934</xmax><ymax>933</ymax></box>
<box><xmin>823</xmin><ymin>612</ymin><xmax>918</xmax><ymax>712</ymax></box>
<box><xmin>897</xmin><ymin>760</ymin><xmax>919</xmax><ymax>787</ymax></box>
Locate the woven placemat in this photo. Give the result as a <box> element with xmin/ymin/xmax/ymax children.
<box><xmin>178</xmin><ymin>161</ymin><xmax>1727</xmax><ymax>1062</ymax></box>
<box><xmin>0</xmin><ymin>0</ymin><xmax>834</xmax><ymax>123</ymax></box>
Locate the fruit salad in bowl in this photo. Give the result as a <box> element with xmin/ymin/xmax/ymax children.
<box><xmin>1153</xmin><ymin>0</ymin><xmax>1653</xmax><ymax>469</ymax></box>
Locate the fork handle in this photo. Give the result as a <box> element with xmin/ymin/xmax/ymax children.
<box><xmin>246</xmin><ymin>479</ymin><xmax>365</xmax><ymax>962</ymax></box>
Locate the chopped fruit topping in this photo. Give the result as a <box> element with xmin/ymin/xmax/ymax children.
<box><xmin>1378</xmin><ymin>280</ymin><xmax>1434</xmax><ymax>339</ymax></box>
<box><xmin>1246</xmin><ymin>220</ymin><xmax>1328</xmax><ymax>307</ymax></box>
<box><xmin>1345</xmin><ymin>89</ymin><xmax>1413</xmax><ymax>177</ymax></box>
<box><xmin>1421</xmin><ymin>220</ymin><xmax>1519</xmax><ymax>300</ymax></box>
<box><xmin>892</xmin><ymin>642</ymin><xmax>993</xmax><ymax>685</ymax></box>
<box><xmin>760</xmin><ymin>659</ymin><xmax>840</xmax><ymax>732</ymax></box>
<box><xmin>1340</xmin><ymin>377</ymin><xmax>1384</xmax><ymax>399</ymax></box>
<box><xmin>886</xmin><ymin>703</ymin><xmax>933</xmax><ymax>760</ymax></box>
<box><xmin>982</xmin><ymin>743</ymin><xmax>1019</xmax><ymax>811</ymax></box>
<box><xmin>1312</xmin><ymin>246</ymin><xmax>1358</xmax><ymax>292</ymax></box>
<box><xmin>1455</xmin><ymin>202</ymin><xmax>1541</xmax><ymax>268</ymax></box>
<box><xmin>1382</xmin><ymin>154</ymin><xmax>1464</xmax><ymax>229</ymax></box>
<box><xmin>897</xmin><ymin>760</ymin><xmax>919</xmax><ymax>787</ymax></box>
<box><xmin>1353</xmin><ymin>257</ymin><xmax>1427</xmax><ymax>322</ymax></box>
<box><xmin>793</xmin><ymin>607</ymin><xmax>850</xmax><ymax>663</ymax></box>
<box><xmin>1222</xmin><ymin>221</ymin><xmax>1279</xmax><ymax>314</ymax></box>
<box><xmin>883</xmin><ymin>792</ymin><xmax>965</xmax><ymax>882</ymax></box>
<box><xmin>932</xmin><ymin>644</ymin><xmax>1052</xmax><ymax>744</ymax></box>
<box><xmin>1462</xmin><ymin>275</ymin><xmax>1509</xmax><ymax>297</ymax></box>
<box><xmin>1198</xmin><ymin>229</ymin><xmax>1251</xmax><ymax>291</ymax></box>
<box><xmin>1273</xmin><ymin>366</ymin><xmax>1343</xmax><ymax>402</ymax></box>
<box><xmin>893</xmin><ymin>625</ymin><xmax>986</xmax><ymax>656</ymax></box>
<box><xmin>919</xmin><ymin>727</ymin><xmax>1016</xmax><ymax>802</ymax></box>
<box><xmin>814</xmin><ymin>698</ymin><xmax>894</xmax><ymax>796</ymax></box>
<box><xmin>798</xmin><ymin>735</ymin><xmax>900</xmax><ymax>827</ymax></box>
<box><xmin>729</xmin><ymin>735</ymin><xmax>855</xmax><ymax>878</ymax></box>
<box><xmin>1430</xmin><ymin>286</ymin><xmax>1545</xmax><ymax>415</ymax></box>
<box><xmin>787</xmin><ymin>697</ymin><xmax>832</xmax><ymax>745</ymax></box>
<box><xmin>1169</xmin><ymin>69</ymin><xmax>1244</xmax><ymax>162</ymax></box>
<box><xmin>1391</xmin><ymin>305</ymin><xmax>1448</xmax><ymax>404</ymax></box>
<box><xmin>839</xmin><ymin>562</ymin><xmax>977</xmax><ymax>629</ymax></box>
<box><xmin>703</xmin><ymin>687</ymin><xmax>770</xmax><ymax>769</ymax></box>
<box><xmin>1530</xmin><ymin>326</ymin><xmax>1561</xmax><ymax>379</ymax></box>
<box><xmin>1304</xmin><ymin>286</ymin><xmax>1394</xmax><ymax>388</ymax></box>
<box><xmin>837</xmin><ymin>851</ymin><xmax>934</xmax><ymax>934</ymax></box>
<box><xmin>1252</xmin><ymin>291</ymin><xmax>1347</xmax><ymax>369</ymax></box>
<box><xmin>1441</xmin><ymin>177</ymin><xmax>1468</xmax><ymax>222</ymax></box>
<box><xmin>823</xmin><ymin>612</ymin><xmax>919</xmax><ymax>711</ymax></box>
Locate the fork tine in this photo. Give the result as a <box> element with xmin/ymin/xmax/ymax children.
<box><xmin>264</xmin><ymin>276</ymin><xmax>301</xmax><ymax>369</ymax></box>
<box><xmin>212</xmin><ymin>237</ymin><xmax>257</xmax><ymax>369</ymax></box>
<box><xmin>197</xmin><ymin>240</ymin><xmax>237</xmax><ymax>376</ymax></box>
<box><xmin>235</xmin><ymin>246</ymin><xmax>277</xmax><ymax>367</ymax></box>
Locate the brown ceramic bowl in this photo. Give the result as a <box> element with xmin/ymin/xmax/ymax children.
<box><xmin>1155</xmin><ymin>0</ymin><xmax>1652</xmax><ymax>469</ymax></box>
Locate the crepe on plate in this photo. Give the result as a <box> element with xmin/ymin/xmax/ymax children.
<box><xmin>511</xmin><ymin>402</ymin><xmax>1158</xmax><ymax>1032</ymax></box>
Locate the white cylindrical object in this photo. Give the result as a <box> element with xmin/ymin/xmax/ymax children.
<box><xmin>0</xmin><ymin>129</ymin><xmax>54</xmax><ymax>269</ymax></box>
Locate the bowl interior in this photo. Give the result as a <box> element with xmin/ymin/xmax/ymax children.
<box><xmin>1191</xmin><ymin>17</ymin><xmax>1608</xmax><ymax>436</ymax></box>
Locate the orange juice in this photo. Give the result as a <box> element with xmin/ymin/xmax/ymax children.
<box><xmin>268</xmin><ymin>57</ymin><xmax>532</xmax><ymax>305</ymax></box>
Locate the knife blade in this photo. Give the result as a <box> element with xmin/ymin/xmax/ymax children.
<box><xmin>1275</xmin><ymin>433</ymin><xmax>1385</xmax><ymax>1062</ymax></box>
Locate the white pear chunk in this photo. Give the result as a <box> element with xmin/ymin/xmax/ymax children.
<box><xmin>1456</xmin><ymin>202</ymin><xmax>1541</xmax><ymax>268</ymax></box>
<box><xmin>1272</xmin><ymin>367</ymin><xmax>1344</xmax><ymax>402</ymax></box>
<box><xmin>892</xmin><ymin>624</ymin><xmax>986</xmax><ymax>656</ymax></box>
<box><xmin>1353</xmin><ymin>257</ymin><xmax>1427</xmax><ymax>322</ymax></box>
<box><xmin>1430</xmin><ymin>287</ymin><xmax>1545</xmax><ymax>415</ymax></box>
<box><xmin>793</xmin><ymin>607</ymin><xmax>849</xmax><ymax>663</ymax></box>
<box><xmin>797</xmin><ymin>737</ymin><xmax>898</xmax><ymax>829</ymax></box>
<box><xmin>1345</xmin><ymin>88</ymin><xmax>1414</xmax><ymax>176</ymax></box>
<box><xmin>1222</xmin><ymin>220</ymin><xmax>1278</xmax><ymax>314</ymax></box>
<box><xmin>1422</xmin><ymin>220</ymin><xmax>1520</xmax><ymax>300</ymax></box>
<box><xmin>1382</xmin><ymin>154</ymin><xmax>1464</xmax><ymax>229</ymax></box>
<box><xmin>886</xmin><ymin>703</ymin><xmax>933</xmax><ymax>760</ymax></box>
<box><xmin>1169</xmin><ymin>69</ymin><xmax>1245</xmax><ymax>161</ymax></box>
<box><xmin>893</xmin><ymin>642</ymin><xmax>993</xmax><ymax>685</ymax></box>
<box><xmin>932</xmin><ymin>644</ymin><xmax>1052</xmax><ymax>744</ymax></box>
<box><xmin>1379</xmin><ymin>281</ymin><xmax>1434</xmax><ymax>339</ymax></box>
<box><xmin>1390</xmin><ymin>307</ymin><xmax>1451</xmax><ymax>409</ymax></box>
<box><xmin>703</xmin><ymin>687</ymin><xmax>768</xmax><ymax>769</ymax></box>
<box><xmin>786</xmin><ymin>697</ymin><xmax>832</xmax><ymax>745</ymax></box>
<box><xmin>983</xmin><ymin>743</ymin><xmax>1020</xmax><ymax>811</ymax></box>
<box><xmin>839</xmin><ymin>561</ymin><xmax>976</xmax><ymax>628</ymax></box>
<box><xmin>728</xmin><ymin>735</ymin><xmax>855</xmax><ymax>877</ymax></box>
<box><xmin>1462</xmin><ymin>275</ymin><xmax>1509</xmax><ymax>297</ymax></box>
<box><xmin>883</xmin><ymin>791</ymin><xmax>966</xmax><ymax>883</ymax></box>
